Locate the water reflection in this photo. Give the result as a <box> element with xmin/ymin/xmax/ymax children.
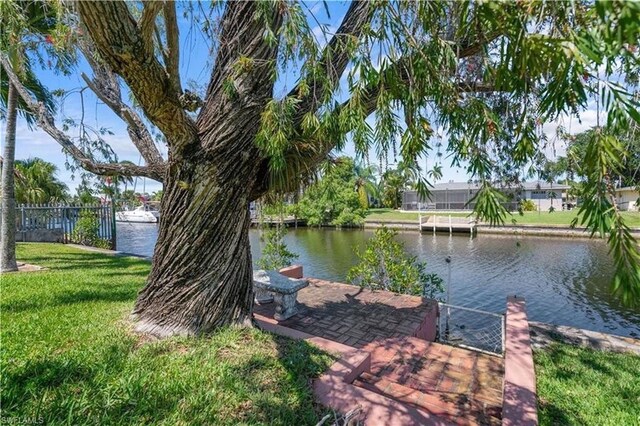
<box><xmin>117</xmin><ymin>224</ymin><xmax>640</xmax><ymax>337</ymax></box>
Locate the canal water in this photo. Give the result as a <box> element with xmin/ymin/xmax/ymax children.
<box><xmin>116</xmin><ymin>223</ymin><xmax>640</xmax><ymax>338</ymax></box>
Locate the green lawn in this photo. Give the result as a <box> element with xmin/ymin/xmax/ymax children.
<box><xmin>365</xmin><ymin>208</ymin><xmax>640</xmax><ymax>228</ymax></box>
<box><xmin>535</xmin><ymin>343</ymin><xmax>640</xmax><ymax>425</ymax></box>
<box><xmin>507</xmin><ymin>210</ymin><xmax>640</xmax><ymax>228</ymax></box>
<box><xmin>364</xmin><ymin>208</ymin><xmax>470</xmax><ymax>222</ymax></box>
<box><xmin>5</xmin><ymin>244</ymin><xmax>639</xmax><ymax>425</ymax></box>
<box><xmin>1</xmin><ymin>243</ymin><xmax>333</xmax><ymax>425</ymax></box>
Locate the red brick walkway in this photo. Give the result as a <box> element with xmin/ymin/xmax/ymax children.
<box><xmin>355</xmin><ymin>336</ymin><xmax>503</xmax><ymax>425</ymax></box>
<box><xmin>254</xmin><ymin>278</ymin><xmax>437</xmax><ymax>348</ymax></box>
<box><xmin>255</xmin><ymin>278</ymin><xmax>504</xmax><ymax>425</ymax></box>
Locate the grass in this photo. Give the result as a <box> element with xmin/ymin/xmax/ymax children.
<box><xmin>1</xmin><ymin>243</ymin><xmax>334</xmax><ymax>425</ymax></box>
<box><xmin>364</xmin><ymin>208</ymin><xmax>471</xmax><ymax>222</ymax></box>
<box><xmin>364</xmin><ymin>208</ymin><xmax>640</xmax><ymax>228</ymax></box>
<box><xmin>534</xmin><ymin>343</ymin><xmax>640</xmax><ymax>425</ymax></box>
<box><xmin>507</xmin><ymin>210</ymin><xmax>640</xmax><ymax>228</ymax></box>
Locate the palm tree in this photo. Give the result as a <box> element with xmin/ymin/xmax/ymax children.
<box><xmin>99</xmin><ymin>171</ymin><xmax>134</xmax><ymax>205</ymax></box>
<box><xmin>380</xmin><ymin>162</ymin><xmax>420</xmax><ymax>209</ymax></box>
<box><xmin>14</xmin><ymin>158</ymin><xmax>69</xmax><ymax>204</ymax></box>
<box><xmin>354</xmin><ymin>162</ymin><xmax>379</xmax><ymax>209</ymax></box>
<box><xmin>1</xmin><ymin>81</ymin><xmax>19</xmax><ymax>271</ymax></box>
<box><xmin>0</xmin><ymin>1</ymin><xmax>71</xmax><ymax>271</ymax></box>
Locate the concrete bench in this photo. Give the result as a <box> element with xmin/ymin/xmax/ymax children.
<box><xmin>253</xmin><ymin>270</ymin><xmax>309</xmax><ymax>320</ymax></box>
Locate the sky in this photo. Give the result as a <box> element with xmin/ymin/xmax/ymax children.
<box><xmin>1</xmin><ymin>1</ymin><xmax>603</xmax><ymax>196</ymax></box>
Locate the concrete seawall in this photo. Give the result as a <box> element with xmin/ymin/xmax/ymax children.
<box><xmin>364</xmin><ymin>221</ymin><xmax>640</xmax><ymax>239</ymax></box>
<box><xmin>477</xmin><ymin>224</ymin><xmax>640</xmax><ymax>239</ymax></box>
<box><xmin>363</xmin><ymin>220</ymin><xmax>418</xmax><ymax>230</ymax></box>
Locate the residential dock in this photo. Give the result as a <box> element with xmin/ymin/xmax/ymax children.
<box><xmin>419</xmin><ymin>214</ymin><xmax>477</xmax><ymax>234</ymax></box>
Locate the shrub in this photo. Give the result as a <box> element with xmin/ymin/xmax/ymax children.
<box><xmin>347</xmin><ymin>226</ymin><xmax>443</xmax><ymax>298</ymax></box>
<box><xmin>520</xmin><ymin>199</ymin><xmax>537</xmax><ymax>211</ymax></box>
<box><xmin>257</xmin><ymin>226</ymin><xmax>298</xmax><ymax>271</ymax></box>
<box><xmin>331</xmin><ymin>207</ymin><xmax>364</xmax><ymax>227</ymax></box>
<box><xmin>70</xmin><ymin>210</ymin><xmax>112</xmax><ymax>249</ymax></box>
<box><xmin>294</xmin><ymin>157</ymin><xmax>366</xmax><ymax>227</ymax></box>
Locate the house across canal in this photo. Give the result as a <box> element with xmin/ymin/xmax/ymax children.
<box><xmin>402</xmin><ymin>180</ymin><xmax>571</xmax><ymax>212</ymax></box>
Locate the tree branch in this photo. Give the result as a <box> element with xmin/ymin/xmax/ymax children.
<box><xmin>289</xmin><ymin>0</ymin><xmax>373</xmax><ymax>124</ymax></box>
<box><xmin>453</xmin><ymin>29</ymin><xmax>503</xmax><ymax>58</ymax></box>
<box><xmin>1</xmin><ymin>55</ymin><xmax>165</xmax><ymax>181</ymax></box>
<box><xmin>255</xmin><ymin>75</ymin><xmax>499</xmax><ymax>197</ymax></box>
<box><xmin>77</xmin><ymin>1</ymin><xmax>197</xmax><ymax>152</ymax></box>
<box><xmin>139</xmin><ymin>1</ymin><xmax>164</xmax><ymax>56</ymax></box>
<box><xmin>196</xmin><ymin>2</ymin><xmax>282</xmax><ymax>147</ymax></box>
<box><xmin>163</xmin><ymin>1</ymin><xmax>182</xmax><ymax>95</ymax></box>
<box><xmin>76</xmin><ymin>37</ymin><xmax>165</xmax><ymax>168</ymax></box>
<box><xmin>253</xmin><ymin>17</ymin><xmax>502</xmax><ymax>198</ymax></box>
<box><xmin>80</xmin><ymin>72</ymin><xmax>165</xmax><ymax>164</ymax></box>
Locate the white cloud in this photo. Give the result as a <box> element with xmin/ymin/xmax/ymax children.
<box><xmin>8</xmin><ymin>110</ymin><xmax>164</xmax><ymax>194</ymax></box>
<box><xmin>541</xmin><ymin>107</ymin><xmax>603</xmax><ymax>159</ymax></box>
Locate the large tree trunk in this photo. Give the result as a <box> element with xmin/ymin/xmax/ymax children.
<box><xmin>132</xmin><ymin>160</ymin><xmax>257</xmax><ymax>336</ymax></box>
<box><xmin>1</xmin><ymin>83</ymin><xmax>19</xmax><ymax>272</ymax></box>
<box><xmin>74</xmin><ymin>1</ymin><xmax>293</xmax><ymax>335</ymax></box>
<box><xmin>125</xmin><ymin>2</ymin><xmax>283</xmax><ymax>337</ymax></box>
<box><xmin>131</xmin><ymin>42</ymin><xmax>275</xmax><ymax>335</ymax></box>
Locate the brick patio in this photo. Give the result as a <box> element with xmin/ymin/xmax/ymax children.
<box><xmin>355</xmin><ymin>337</ymin><xmax>503</xmax><ymax>425</ymax></box>
<box><xmin>254</xmin><ymin>278</ymin><xmax>438</xmax><ymax>348</ymax></box>
<box><xmin>255</xmin><ymin>277</ymin><xmax>509</xmax><ymax>425</ymax></box>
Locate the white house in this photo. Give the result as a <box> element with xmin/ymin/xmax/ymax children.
<box><xmin>615</xmin><ymin>187</ymin><xmax>639</xmax><ymax>211</ymax></box>
<box><xmin>402</xmin><ymin>180</ymin><xmax>570</xmax><ymax>212</ymax></box>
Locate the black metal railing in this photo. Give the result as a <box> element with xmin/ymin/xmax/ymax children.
<box><xmin>3</xmin><ymin>203</ymin><xmax>117</xmax><ymax>249</ymax></box>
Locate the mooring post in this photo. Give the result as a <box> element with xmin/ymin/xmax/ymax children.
<box><xmin>449</xmin><ymin>215</ymin><xmax>452</xmax><ymax>234</ymax></box>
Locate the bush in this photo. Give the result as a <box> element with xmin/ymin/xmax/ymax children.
<box><xmin>347</xmin><ymin>226</ymin><xmax>443</xmax><ymax>298</ymax></box>
<box><xmin>257</xmin><ymin>226</ymin><xmax>298</xmax><ymax>271</ymax></box>
<box><xmin>294</xmin><ymin>158</ymin><xmax>366</xmax><ymax>227</ymax></box>
<box><xmin>70</xmin><ymin>211</ymin><xmax>112</xmax><ymax>249</ymax></box>
<box><xmin>520</xmin><ymin>199</ymin><xmax>537</xmax><ymax>211</ymax></box>
<box><xmin>260</xmin><ymin>201</ymin><xmax>295</xmax><ymax>218</ymax></box>
<box><xmin>331</xmin><ymin>207</ymin><xmax>364</xmax><ymax>227</ymax></box>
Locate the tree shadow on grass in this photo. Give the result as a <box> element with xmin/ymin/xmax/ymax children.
<box><xmin>535</xmin><ymin>343</ymin><xmax>640</xmax><ymax>425</ymax></box>
<box><xmin>2</xmin><ymin>287</ymin><xmax>138</xmax><ymax>314</ymax></box>
<box><xmin>2</xmin><ymin>345</ymin><xmax>182</xmax><ymax>424</ymax></box>
<box><xmin>20</xmin><ymin>252</ymin><xmax>149</xmax><ymax>273</ymax></box>
<box><xmin>537</xmin><ymin>399</ymin><xmax>575</xmax><ymax>426</ymax></box>
<box><xmin>54</xmin><ymin>288</ymin><xmax>138</xmax><ymax>306</ymax></box>
<box><xmin>260</xmin><ymin>334</ymin><xmax>337</xmax><ymax>424</ymax></box>
<box><xmin>2</xmin><ymin>331</ymin><xmax>334</xmax><ymax>425</ymax></box>
<box><xmin>542</xmin><ymin>343</ymin><xmax>621</xmax><ymax>380</ymax></box>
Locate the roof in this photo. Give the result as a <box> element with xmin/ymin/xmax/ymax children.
<box><xmin>422</xmin><ymin>180</ymin><xmax>570</xmax><ymax>192</ymax></box>
<box><xmin>615</xmin><ymin>187</ymin><xmax>639</xmax><ymax>192</ymax></box>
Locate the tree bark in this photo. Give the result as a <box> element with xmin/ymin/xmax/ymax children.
<box><xmin>127</xmin><ymin>1</ymin><xmax>282</xmax><ymax>336</ymax></box>
<box><xmin>1</xmin><ymin>83</ymin><xmax>19</xmax><ymax>272</ymax></box>
<box><xmin>131</xmin><ymin>142</ymin><xmax>261</xmax><ymax>336</ymax></box>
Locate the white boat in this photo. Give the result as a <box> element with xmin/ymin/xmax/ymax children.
<box><xmin>116</xmin><ymin>205</ymin><xmax>159</xmax><ymax>223</ymax></box>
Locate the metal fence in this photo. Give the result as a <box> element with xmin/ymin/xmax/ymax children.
<box><xmin>7</xmin><ymin>204</ymin><xmax>116</xmax><ymax>249</ymax></box>
<box><xmin>437</xmin><ymin>303</ymin><xmax>505</xmax><ymax>356</ymax></box>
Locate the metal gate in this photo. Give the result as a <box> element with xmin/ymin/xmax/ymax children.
<box><xmin>3</xmin><ymin>204</ymin><xmax>117</xmax><ymax>249</ymax></box>
<box><xmin>437</xmin><ymin>303</ymin><xmax>505</xmax><ymax>356</ymax></box>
